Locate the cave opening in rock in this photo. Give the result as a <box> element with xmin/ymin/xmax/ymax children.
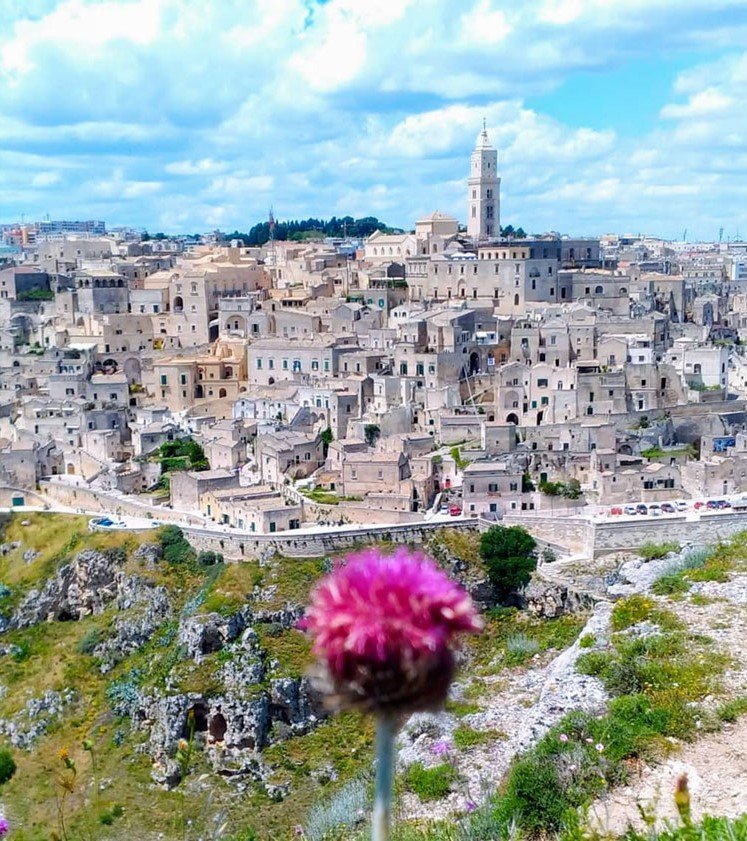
<box><xmin>208</xmin><ymin>713</ymin><xmax>228</xmax><ymax>743</ymax></box>
<box><xmin>201</xmin><ymin>627</ymin><xmax>224</xmax><ymax>655</ymax></box>
<box><xmin>183</xmin><ymin>702</ymin><xmax>209</xmax><ymax>736</ymax></box>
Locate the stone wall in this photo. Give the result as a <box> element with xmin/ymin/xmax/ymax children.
<box><xmin>591</xmin><ymin>512</ymin><xmax>747</xmax><ymax>555</ymax></box>
<box><xmin>179</xmin><ymin>520</ymin><xmax>481</xmax><ymax>560</ymax></box>
<box><xmin>40</xmin><ymin>480</ymin><xmax>207</xmax><ymax>526</ymax></box>
<box><xmin>502</xmin><ymin>514</ymin><xmax>594</xmax><ymax>556</ymax></box>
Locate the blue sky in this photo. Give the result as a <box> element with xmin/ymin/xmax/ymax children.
<box><xmin>1</xmin><ymin>0</ymin><xmax>746</xmax><ymax>239</ymax></box>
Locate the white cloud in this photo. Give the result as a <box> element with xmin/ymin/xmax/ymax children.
<box><xmin>0</xmin><ymin>0</ymin><xmax>745</xmax><ymax>237</ymax></box>
<box><xmin>458</xmin><ymin>0</ymin><xmax>511</xmax><ymax>44</ymax></box>
<box><xmin>661</xmin><ymin>88</ymin><xmax>733</xmax><ymax>119</ymax></box>
<box><xmin>165</xmin><ymin>158</ymin><xmax>228</xmax><ymax>176</ymax></box>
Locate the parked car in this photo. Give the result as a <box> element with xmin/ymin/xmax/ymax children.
<box><xmin>610</xmin><ymin>507</ymin><xmax>623</xmax><ymax>515</ymax></box>
<box><xmin>624</xmin><ymin>505</ymin><xmax>637</xmax><ymax>516</ymax></box>
<box><xmin>675</xmin><ymin>501</ymin><xmax>688</xmax><ymax>511</ymax></box>
<box><xmin>706</xmin><ymin>500</ymin><xmax>718</xmax><ymax>509</ymax></box>
<box><xmin>449</xmin><ymin>505</ymin><xmax>462</xmax><ymax>516</ymax></box>
<box><xmin>649</xmin><ymin>504</ymin><xmax>662</xmax><ymax>516</ymax></box>
<box><xmin>636</xmin><ymin>504</ymin><xmax>648</xmax><ymax>515</ymax></box>
<box><xmin>694</xmin><ymin>501</ymin><xmax>705</xmax><ymax>510</ymax></box>
<box><xmin>439</xmin><ymin>504</ymin><xmax>450</xmax><ymax>513</ymax></box>
<box><xmin>661</xmin><ymin>503</ymin><xmax>675</xmax><ymax>514</ymax></box>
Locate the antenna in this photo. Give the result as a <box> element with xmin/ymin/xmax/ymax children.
<box><xmin>683</xmin><ymin>228</ymin><xmax>687</xmax><ymax>243</ymax></box>
<box><xmin>719</xmin><ymin>227</ymin><xmax>724</xmax><ymax>244</ymax></box>
<box><xmin>268</xmin><ymin>206</ymin><xmax>275</xmax><ymax>244</ymax></box>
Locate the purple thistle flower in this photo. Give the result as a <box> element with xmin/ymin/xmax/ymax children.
<box><xmin>432</xmin><ymin>739</ymin><xmax>451</xmax><ymax>757</ymax></box>
<box><xmin>465</xmin><ymin>799</ymin><xmax>477</xmax><ymax>813</ymax></box>
<box><xmin>303</xmin><ymin>547</ymin><xmax>482</xmax><ymax>713</ymax></box>
<box><xmin>0</xmin><ymin>815</ymin><xmax>8</xmax><ymax>838</ymax></box>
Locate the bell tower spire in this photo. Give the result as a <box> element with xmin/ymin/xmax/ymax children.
<box><xmin>467</xmin><ymin>123</ymin><xmax>500</xmax><ymax>240</ymax></box>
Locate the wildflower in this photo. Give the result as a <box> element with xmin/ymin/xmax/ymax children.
<box><xmin>675</xmin><ymin>773</ymin><xmax>692</xmax><ymax>825</ymax></box>
<box><xmin>82</xmin><ymin>739</ymin><xmax>93</xmax><ymax>752</ymax></box>
<box><xmin>432</xmin><ymin>740</ymin><xmax>451</xmax><ymax>757</ymax></box>
<box><xmin>595</xmin><ymin>743</ymin><xmax>604</xmax><ymax>752</ymax></box>
<box><xmin>585</xmin><ymin>737</ymin><xmax>593</xmax><ymax>744</ymax></box>
<box><xmin>304</xmin><ymin>547</ymin><xmax>482</xmax><ymax>841</ymax></box>
<box><xmin>0</xmin><ymin>814</ymin><xmax>8</xmax><ymax>838</ymax></box>
<box><xmin>303</xmin><ymin>547</ymin><xmax>482</xmax><ymax>713</ymax></box>
<box><xmin>58</xmin><ymin>747</ymin><xmax>69</xmax><ymax>762</ymax></box>
<box><xmin>465</xmin><ymin>800</ymin><xmax>477</xmax><ymax>813</ymax></box>
<box><xmin>294</xmin><ymin>827</ymin><xmax>304</xmax><ymax>837</ymax></box>
<box><xmin>559</xmin><ymin>733</ymin><xmax>569</xmax><ymax>743</ymax></box>
<box><xmin>177</xmin><ymin>739</ymin><xmax>189</xmax><ymax>752</ymax></box>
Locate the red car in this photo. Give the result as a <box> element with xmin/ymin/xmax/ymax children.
<box><xmin>610</xmin><ymin>507</ymin><xmax>623</xmax><ymax>515</ymax></box>
<box><xmin>449</xmin><ymin>505</ymin><xmax>462</xmax><ymax>516</ymax></box>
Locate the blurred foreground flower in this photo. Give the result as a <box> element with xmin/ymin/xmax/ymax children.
<box><xmin>0</xmin><ymin>813</ymin><xmax>8</xmax><ymax>838</ymax></box>
<box><xmin>304</xmin><ymin>547</ymin><xmax>482</xmax><ymax>714</ymax></box>
<box><xmin>303</xmin><ymin>547</ymin><xmax>482</xmax><ymax>840</ymax></box>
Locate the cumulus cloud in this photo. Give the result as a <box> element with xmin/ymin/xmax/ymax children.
<box><xmin>0</xmin><ymin>0</ymin><xmax>745</xmax><ymax>238</ymax></box>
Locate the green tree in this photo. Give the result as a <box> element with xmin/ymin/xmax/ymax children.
<box><xmin>364</xmin><ymin>424</ymin><xmax>381</xmax><ymax>447</ymax></box>
<box><xmin>479</xmin><ymin>525</ymin><xmax>537</xmax><ymax>602</ymax></box>
<box><xmin>320</xmin><ymin>426</ymin><xmax>334</xmax><ymax>457</ymax></box>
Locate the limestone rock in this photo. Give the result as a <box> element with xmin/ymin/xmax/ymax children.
<box><xmin>11</xmin><ymin>549</ymin><xmax>125</xmax><ymax>627</ymax></box>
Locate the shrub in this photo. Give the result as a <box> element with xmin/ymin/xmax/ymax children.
<box><xmin>0</xmin><ymin>749</ymin><xmax>16</xmax><ymax>785</ymax></box>
<box><xmin>479</xmin><ymin>526</ymin><xmax>537</xmax><ymax>602</ymax></box>
<box><xmin>197</xmin><ymin>550</ymin><xmax>223</xmax><ymax>566</ymax></box>
<box><xmin>652</xmin><ymin>573</ymin><xmax>691</xmax><ymax>595</ymax></box>
<box><xmin>77</xmin><ymin>627</ymin><xmax>103</xmax><ymax>655</ymax></box>
<box><xmin>578</xmin><ymin>633</ymin><xmax>595</xmax><ymax>649</ymax></box>
<box><xmin>505</xmin><ymin>633</ymin><xmax>540</xmax><ymax>665</ymax></box>
<box><xmin>611</xmin><ymin>595</ymin><xmax>656</xmax><ymax>630</ymax></box>
<box><xmin>158</xmin><ymin>525</ymin><xmax>196</xmax><ymax>566</ymax></box>
<box><xmin>639</xmin><ymin>541</ymin><xmax>680</xmax><ymax>561</ymax></box>
<box><xmin>403</xmin><ymin>762</ymin><xmax>459</xmax><ymax>801</ymax></box>
<box><xmin>305</xmin><ymin>777</ymin><xmax>369</xmax><ymax>841</ymax></box>
<box><xmin>716</xmin><ymin>697</ymin><xmax>747</xmax><ymax>723</ymax></box>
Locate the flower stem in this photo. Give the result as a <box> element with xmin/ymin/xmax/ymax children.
<box><xmin>372</xmin><ymin>715</ymin><xmax>397</xmax><ymax>841</ymax></box>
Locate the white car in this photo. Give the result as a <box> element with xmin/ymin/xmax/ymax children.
<box><xmin>675</xmin><ymin>501</ymin><xmax>688</xmax><ymax>512</ymax></box>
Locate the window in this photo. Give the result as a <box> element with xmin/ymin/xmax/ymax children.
<box><xmin>256</xmin><ymin>359</ymin><xmax>262</xmax><ymax>369</ymax></box>
<box><xmin>160</xmin><ymin>375</ymin><xmax>167</xmax><ymax>385</ymax></box>
<box><xmin>537</xmin><ymin>378</ymin><xmax>548</xmax><ymax>388</ymax></box>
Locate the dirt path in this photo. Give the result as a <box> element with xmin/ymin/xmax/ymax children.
<box><xmin>589</xmin><ymin>718</ymin><xmax>747</xmax><ymax>833</ymax></box>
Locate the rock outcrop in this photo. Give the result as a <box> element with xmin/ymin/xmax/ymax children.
<box><xmin>11</xmin><ymin>548</ymin><xmax>125</xmax><ymax>627</ymax></box>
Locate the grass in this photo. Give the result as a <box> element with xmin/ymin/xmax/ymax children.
<box><xmin>257</xmin><ymin>625</ymin><xmax>312</xmax><ymax>679</ymax></box>
<box><xmin>452</xmin><ymin>725</ymin><xmax>505</xmax><ymax>750</ymax></box>
<box><xmin>610</xmin><ymin>594</ymin><xmax>684</xmax><ymax>632</ymax></box>
<box><xmin>649</xmin><ymin>538</ymin><xmax>744</xmax><ymax>597</ymax></box>
<box><xmin>200</xmin><ymin>562</ymin><xmax>263</xmax><ymax>615</ymax></box>
<box><xmin>402</xmin><ymin>762</ymin><xmax>459</xmax><ymax>802</ymax></box>
<box><xmin>639</xmin><ymin>541</ymin><xmax>681</xmax><ymax>561</ymax></box>
<box><xmin>469</xmin><ymin>609</ymin><xmax>586</xmax><ymax>675</ymax></box>
<box><xmin>715</xmin><ymin>696</ymin><xmax>747</xmax><ymax>723</ymax></box>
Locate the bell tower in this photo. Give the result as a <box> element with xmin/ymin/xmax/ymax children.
<box><xmin>467</xmin><ymin>120</ymin><xmax>500</xmax><ymax>240</ymax></box>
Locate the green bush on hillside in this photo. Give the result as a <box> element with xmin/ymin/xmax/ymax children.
<box><xmin>0</xmin><ymin>749</ymin><xmax>16</xmax><ymax>785</ymax></box>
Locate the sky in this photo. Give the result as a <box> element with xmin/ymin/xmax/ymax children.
<box><xmin>0</xmin><ymin>0</ymin><xmax>746</xmax><ymax>239</ymax></box>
